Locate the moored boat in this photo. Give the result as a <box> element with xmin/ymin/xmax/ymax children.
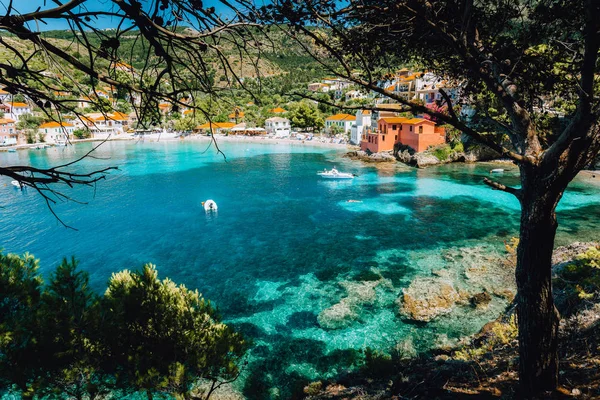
<box><xmin>202</xmin><ymin>199</ymin><xmax>218</xmax><ymax>212</ymax></box>
<box><xmin>317</xmin><ymin>167</ymin><xmax>355</xmax><ymax>179</ymax></box>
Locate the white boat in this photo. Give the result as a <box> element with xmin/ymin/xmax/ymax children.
<box><xmin>7</xmin><ymin>148</ymin><xmax>16</xmax><ymax>152</ymax></box>
<box><xmin>202</xmin><ymin>199</ymin><xmax>218</xmax><ymax>212</ymax></box>
<box><xmin>317</xmin><ymin>167</ymin><xmax>355</xmax><ymax>179</ymax></box>
<box><xmin>490</xmin><ymin>168</ymin><xmax>505</xmax><ymax>173</ymax></box>
<box><xmin>11</xmin><ymin>180</ymin><xmax>23</xmax><ymax>189</ymax></box>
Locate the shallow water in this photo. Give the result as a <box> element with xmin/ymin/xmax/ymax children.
<box><xmin>1</xmin><ymin>140</ymin><xmax>599</xmax><ymax>398</ymax></box>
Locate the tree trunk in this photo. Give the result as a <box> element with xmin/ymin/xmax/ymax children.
<box><xmin>515</xmin><ymin>178</ymin><xmax>562</xmax><ymax>397</ymax></box>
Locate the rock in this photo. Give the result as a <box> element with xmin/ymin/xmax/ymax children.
<box><xmin>304</xmin><ymin>381</ymin><xmax>323</xmax><ymax>396</ymax></box>
<box><xmin>395</xmin><ymin>337</ymin><xmax>417</xmax><ymax>359</ymax></box>
<box><xmin>495</xmin><ymin>289</ymin><xmax>515</xmax><ymax>302</ymax></box>
<box><xmin>317</xmin><ymin>298</ymin><xmax>358</xmax><ymax>329</ymax></box>
<box><xmin>395</xmin><ymin>149</ymin><xmax>413</xmax><ymax>164</ymax></box>
<box><xmin>552</xmin><ymin>242</ymin><xmax>599</xmax><ymax>269</ymax></box>
<box><xmin>470</xmin><ymin>291</ymin><xmax>492</xmax><ymax>308</ymax></box>
<box><xmin>413</xmin><ymin>153</ymin><xmax>440</xmax><ymax>168</ymax></box>
<box><xmin>398</xmin><ymin>277</ymin><xmax>460</xmax><ymax>321</ymax></box>
<box><xmin>435</xmin><ymin>354</ymin><xmax>450</xmax><ymax>362</ymax></box>
<box><xmin>317</xmin><ymin>280</ymin><xmax>382</xmax><ymax>329</ymax></box>
<box><xmin>346</xmin><ymin>150</ymin><xmax>396</xmax><ymax>163</ymax></box>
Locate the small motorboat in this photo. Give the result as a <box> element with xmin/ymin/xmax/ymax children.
<box><xmin>317</xmin><ymin>167</ymin><xmax>355</xmax><ymax>179</ymax></box>
<box><xmin>11</xmin><ymin>180</ymin><xmax>23</xmax><ymax>189</ymax></box>
<box><xmin>202</xmin><ymin>199</ymin><xmax>218</xmax><ymax>212</ymax></box>
<box><xmin>7</xmin><ymin>148</ymin><xmax>16</xmax><ymax>153</ymax></box>
<box><xmin>490</xmin><ymin>168</ymin><xmax>505</xmax><ymax>174</ymax></box>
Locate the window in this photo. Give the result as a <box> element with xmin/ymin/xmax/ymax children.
<box><xmin>410</xmin><ymin>126</ymin><xmax>413</xmax><ymax>132</ymax></box>
<box><xmin>395</xmin><ymin>135</ymin><xmax>397</xmax><ymax>140</ymax></box>
<box><xmin>382</xmin><ymin>135</ymin><xmax>385</xmax><ymax>141</ymax></box>
<box><xmin>419</xmin><ymin>126</ymin><xmax>423</xmax><ymax>134</ymax></box>
<box><xmin>392</xmin><ymin>125</ymin><xmax>397</xmax><ymax>131</ymax></box>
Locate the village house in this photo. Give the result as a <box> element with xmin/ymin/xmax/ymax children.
<box><xmin>350</xmin><ymin>110</ymin><xmax>371</xmax><ymax>145</ymax></box>
<box><xmin>270</xmin><ymin>107</ymin><xmax>286</xmax><ymax>114</ymax></box>
<box><xmin>265</xmin><ymin>117</ymin><xmax>291</xmax><ymax>136</ymax></box>
<box><xmin>79</xmin><ymin>112</ymin><xmax>128</xmax><ymax>137</ymax></box>
<box><xmin>39</xmin><ymin>121</ymin><xmax>74</xmax><ymax>144</ymax></box>
<box><xmin>325</xmin><ymin>113</ymin><xmax>356</xmax><ymax>134</ymax></box>
<box><xmin>196</xmin><ymin>122</ymin><xmax>236</xmax><ymax>135</ymax></box>
<box><xmin>345</xmin><ymin>90</ymin><xmax>366</xmax><ymax>102</ymax></box>
<box><xmin>228</xmin><ymin>111</ymin><xmax>245</xmax><ymax>123</ymax></box>
<box><xmin>361</xmin><ymin>117</ymin><xmax>446</xmax><ymax>153</ymax></box>
<box><xmin>5</xmin><ymin>102</ymin><xmax>32</xmax><ymax>120</ymax></box>
<box><xmin>307</xmin><ymin>82</ymin><xmax>330</xmax><ymax>92</ymax></box>
<box><xmin>0</xmin><ymin>118</ymin><xmax>16</xmax><ymax>145</ymax></box>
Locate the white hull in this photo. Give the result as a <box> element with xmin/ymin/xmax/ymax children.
<box><xmin>203</xmin><ymin>199</ymin><xmax>218</xmax><ymax>212</ymax></box>
<box><xmin>318</xmin><ymin>174</ymin><xmax>354</xmax><ymax>179</ymax></box>
<box><xmin>318</xmin><ymin>167</ymin><xmax>354</xmax><ymax>179</ymax></box>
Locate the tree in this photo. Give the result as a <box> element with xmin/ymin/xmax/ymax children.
<box><xmin>100</xmin><ymin>264</ymin><xmax>247</xmax><ymax>399</ymax></box>
<box><xmin>174</xmin><ymin>116</ymin><xmax>197</xmax><ymax>132</ymax></box>
<box><xmin>263</xmin><ymin>0</ymin><xmax>600</xmax><ymax>396</ymax></box>
<box><xmin>287</xmin><ymin>101</ymin><xmax>324</xmax><ymax>131</ymax></box>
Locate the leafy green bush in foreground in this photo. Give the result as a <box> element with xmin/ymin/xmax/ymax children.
<box><xmin>0</xmin><ymin>252</ymin><xmax>246</xmax><ymax>400</ymax></box>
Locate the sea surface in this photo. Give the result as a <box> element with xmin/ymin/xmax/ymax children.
<box><xmin>1</xmin><ymin>140</ymin><xmax>599</xmax><ymax>398</ymax></box>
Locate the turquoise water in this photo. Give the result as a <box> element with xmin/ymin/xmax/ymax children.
<box><xmin>1</xmin><ymin>140</ymin><xmax>599</xmax><ymax>398</ymax></box>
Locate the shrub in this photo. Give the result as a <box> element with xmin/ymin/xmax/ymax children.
<box><xmin>73</xmin><ymin>128</ymin><xmax>91</xmax><ymax>139</ymax></box>
<box><xmin>555</xmin><ymin>246</ymin><xmax>600</xmax><ymax>309</ymax></box>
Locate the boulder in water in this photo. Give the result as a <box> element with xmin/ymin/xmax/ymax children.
<box><xmin>398</xmin><ymin>277</ymin><xmax>460</xmax><ymax>322</ymax></box>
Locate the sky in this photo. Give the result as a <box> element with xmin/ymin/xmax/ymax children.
<box><xmin>1</xmin><ymin>0</ymin><xmax>236</xmax><ymax>31</ymax></box>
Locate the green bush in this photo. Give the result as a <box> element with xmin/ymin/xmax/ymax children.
<box><xmin>556</xmin><ymin>246</ymin><xmax>600</xmax><ymax>306</ymax></box>
<box><xmin>0</xmin><ymin>252</ymin><xmax>246</xmax><ymax>399</ymax></box>
<box><xmin>73</xmin><ymin>128</ymin><xmax>91</xmax><ymax>139</ymax></box>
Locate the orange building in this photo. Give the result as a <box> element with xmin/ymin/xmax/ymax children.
<box><xmin>361</xmin><ymin>117</ymin><xmax>445</xmax><ymax>153</ymax></box>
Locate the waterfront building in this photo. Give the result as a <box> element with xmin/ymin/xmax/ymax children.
<box><xmin>361</xmin><ymin>117</ymin><xmax>446</xmax><ymax>153</ymax></box>
<box><xmin>39</xmin><ymin>121</ymin><xmax>74</xmax><ymax>143</ymax></box>
<box><xmin>350</xmin><ymin>110</ymin><xmax>371</xmax><ymax>145</ymax></box>
<box><xmin>265</xmin><ymin>117</ymin><xmax>291</xmax><ymax>136</ymax></box>
<box><xmin>0</xmin><ymin>118</ymin><xmax>16</xmax><ymax>145</ymax></box>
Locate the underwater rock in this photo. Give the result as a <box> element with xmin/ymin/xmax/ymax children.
<box><xmin>317</xmin><ymin>298</ymin><xmax>358</xmax><ymax>330</ymax></box>
<box><xmin>317</xmin><ymin>279</ymin><xmax>387</xmax><ymax>329</ymax></box>
<box><xmin>398</xmin><ymin>277</ymin><xmax>460</xmax><ymax>322</ymax></box>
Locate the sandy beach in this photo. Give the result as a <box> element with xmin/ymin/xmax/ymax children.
<box><xmin>0</xmin><ymin>133</ymin><xmax>356</xmax><ymax>152</ymax></box>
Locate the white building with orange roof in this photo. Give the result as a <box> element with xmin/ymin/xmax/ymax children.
<box><xmin>325</xmin><ymin>113</ymin><xmax>356</xmax><ymax>134</ymax></box>
<box><xmin>5</xmin><ymin>102</ymin><xmax>32</xmax><ymax>120</ymax></box>
<box><xmin>0</xmin><ymin>118</ymin><xmax>16</xmax><ymax>145</ymax></box>
<box><xmin>39</xmin><ymin>121</ymin><xmax>74</xmax><ymax>144</ymax></box>
<box><xmin>78</xmin><ymin>112</ymin><xmax>128</xmax><ymax>136</ymax></box>
<box><xmin>350</xmin><ymin>110</ymin><xmax>371</xmax><ymax>145</ymax></box>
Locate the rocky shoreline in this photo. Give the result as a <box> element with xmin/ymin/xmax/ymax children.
<box><xmin>345</xmin><ymin>145</ymin><xmax>507</xmax><ymax>168</ymax></box>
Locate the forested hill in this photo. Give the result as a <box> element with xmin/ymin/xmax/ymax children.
<box><xmin>0</xmin><ymin>27</ymin><xmax>329</xmax><ymax>90</ymax></box>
